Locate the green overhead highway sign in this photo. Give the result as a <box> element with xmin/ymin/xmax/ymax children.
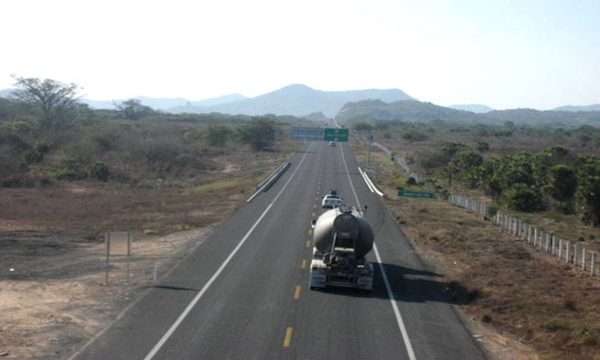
<box><xmin>324</xmin><ymin>128</ymin><xmax>349</xmax><ymax>142</ymax></box>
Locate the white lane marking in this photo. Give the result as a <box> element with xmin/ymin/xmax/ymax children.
<box><xmin>339</xmin><ymin>145</ymin><xmax>417</xmax><ymax>360</ymax></box>
<box><xmin>358</xmin><ymin>167</ymin><xmax>375</xmax><ymax>193</ymax></box>
<box><xmin>358</xmin><ymin>167</ymin><xmax>384</xmax><ymax>197</ymax></box>
<box><xmin>143</xmin><ymin>144</ymin><xmax>312</xmax><ymax>360</ymax></box>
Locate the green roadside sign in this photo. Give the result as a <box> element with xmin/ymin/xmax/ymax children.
<box><xmin>324</xmin><ymin>128</ymin><xmax>349</xmax><ymax>142</ymax></box>
<box><xmin>398</xmin><ymin>190</ymin><xmax>435</xmax><ymax>198</ymax></box>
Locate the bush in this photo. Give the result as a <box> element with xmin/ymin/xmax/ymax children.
<box><xmin>476</xmin><ymin>141</ymin><xmax>490</xmax><ymax>152</ymax></box>
<box><xmin>238</xmin><ymin>118</ymin><xmax>276</xmax><ymax>151</ymax></box>
<box><xmin>91</xmin><ymin>161</ymin><xmax>110</xmax><ymax>181</ymax></box>
<box><xmin>24</xmin><ymin>149</ymin><xmax>44</xmax><ymax>164</ymax></box>
<box><xmin>207</xmin><ymin>125</ymin><xmax>232</xmax><ymax>147</ymax></box>
<box><xmin>53</xmin><ymin>158</ymin><xmax>88</xmax><ymax>180</ymax></box>
<box><xmin>504</xmin><ymin>184</ymin><xmax>545</xmax><ymax>212</ymax></box>
<box><xmin>402</xmin><ymin>130</ymin><xmax>428</xmax><ymax>142</ymax></box>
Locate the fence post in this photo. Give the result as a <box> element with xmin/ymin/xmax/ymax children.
<box><xmin>545</xmin><ymin>233</ymin><xmax>551</xmax><ymax>253</ymax></box>
<box><xmin>591</xmin><ymin>252</ymin><xmax>596</xmax><ymax>276</ymax></box>
<box><xmin>582</xmin><ymin>246</ymin><xmax>586</xmax><ymax>271</ymax></box>
<box><xmin>566</xmin><ymin>241</ymin><xmax>570</xmax><ymax>264</ymax></box>
<box><xmin>558</xmin><ymin>238</ymin><xmax>563</xmax><ymax>260</ymax></box>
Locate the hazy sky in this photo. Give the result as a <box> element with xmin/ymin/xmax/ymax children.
<box><xmin>1</xmin><ymin>0</ymin><xmax>599</xmax><ymax>109</ymax></box>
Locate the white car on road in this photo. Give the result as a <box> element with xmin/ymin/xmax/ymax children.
<box><xmin>321</xmin><ymin>191</ymin><xmax>344</xmax><ymax>209</ymax></box>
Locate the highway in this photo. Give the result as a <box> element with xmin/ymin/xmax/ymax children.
<box><xmin>70</xmin><ymin>141</ymin><xmax>485</xmax><ymax>360</ymax></box>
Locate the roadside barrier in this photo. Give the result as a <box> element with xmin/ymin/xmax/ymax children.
<box><xmin>246</xmin><ymin>161</ymin><xmax>291</xmax><ymax>202</ymax></box>
<box><xmin>449</xmin><ymin>194</ymin><xmax>599</xmax><ymax>277</ymax></box>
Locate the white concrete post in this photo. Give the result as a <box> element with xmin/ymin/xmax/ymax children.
<box><xmin>545</xmin><ymin>233</ymin><xmax>551</xmax><ymax>253</ymax></box>
<box><xmin>558</xmin><ymin>238</ymin><xmax>563</xmax><ymax>260</ymax></box>
<box><xmin>582</xmin><ymin>246</ymin><xmax>586</xmax><ymax>271</ymax></box>
<box><xmin>566</xmin><ymin>241</ymin><xmax>570</xmax><ymax>264</ymax></box>
<box><xmin>591</xmin><ymin>252</ymin><xmax>596</xmax><ymax>276</ymax></box>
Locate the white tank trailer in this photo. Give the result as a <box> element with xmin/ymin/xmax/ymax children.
<box><xmin>309</xmin><ymin>207</ymin><xmax>374</xmax><ymax>291</ymax></box>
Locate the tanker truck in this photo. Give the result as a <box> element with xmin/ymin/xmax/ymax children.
<box><xmin>309</xmin><ymin>206</ymin><xmax>374</xmax><ymax>291</ymax></box>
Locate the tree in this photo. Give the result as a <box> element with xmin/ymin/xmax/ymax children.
<box><xmin>115</xmin><ymin>99</ymin><xmax>154</xmax><ymax>120</ymax></box>
<box><xmin>546</xmin><ymin>165</ymin><xmax>577</xmax><ymax>213</ymax></box>
<box><xmin>238</xmin><ymin>118</ymin><xmax>276</xmax><ymax>151</ymax></box>
<box><xmin>577</xmin><ymin>157</ymin><xmax>600</xmax><ymax>226</ymax></box>
<box><xmin>12</xmin><ymin>77</ymin><xmax>79</xmax><ymax>129</ymax></box>
<box><xmin>504</xmin><ymin>183</ymin><xmax>545</xmax><ymax>212</ymax></box>
<box><xmin>207</xmin><ymin>125</ymin><xmax>232</xmax><ymax>147</ymax></box>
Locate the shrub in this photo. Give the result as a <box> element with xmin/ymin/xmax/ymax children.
<box><xmin>238</xmin><ymin>118</ymin><xmax>276</xmax><ymax>151</ymax></box>
<box><xmin>402</xmin><ymin>130</ymin><xmax>428</xmax><ymax>142</ymax></box>
<box><xmin>504</xmin><ymin>184</ymin><xmax>545</xmax><ymax>212</ymax></box>
<box><xmin>53</xmin><ymin>158</ymin><xmax>88</xmax><ymax>180</ymax></box>
<box><xmin>353</xmin><ymin>122</ymin><xmax>374</xmax><ymax>131</ymax></box>
<box><xmin>207</xmin><ymin>125</ymin><xmax>232</xmax><ymax>147</ymax></box>
<box><xmin>90</xmin><ymin>161</ymin><xmax>110</xmax><ymax>181</ymax></box>
<box><xmin>24</xmin><ymin>149</ymin><xmax>44</xmax><ymax>164</ymax></box>
<box><xmin>476</xmin><ymin>141</ymin><xmax>490</xmax><ymax>152</ymax></box>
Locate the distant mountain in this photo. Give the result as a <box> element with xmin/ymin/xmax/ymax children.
<box><xmin>83</xmin><ymin>93</ymin><xmax>246</xmax><ymax>111</ymax></box>
<box><xmin>336</xmin><ymin>100</ymin><xmax>600</xmax><ymax>127</ymax></box>
<box><xmin>303</xmin><ymin>112</ymin><xmax>329</xmax><ymax>122</ymax></box>
<box><xmin>336</xmin><ymin>99</ymin><xmax>478</xmax><ymax>124</ymax></box>
<box><xmin>0</xmin><ymin>89</ymin><xmax>14</xmax><ymax>98</ymax></box>
<box><xmin>170</xmin><ymin>94</ymin><xmax>247</xmax><ymax>112</ymax></box>
<box><xmin>175</xmin><ymin>84</ymin><xmax>413</xmax><ymax>117</ymax></box>
<box><xmin>481</xmin><ymin>108</ymin><xmax>600</xmax><ymax>126</ymax></box>
<box><xmin>449</xmin><ymin>104</ymin><xmax>494</xmax><ymax>113</ymax></box>
<box><xmin>553</xmin><ymin>104</ymin><xmax>600</xmax><ymax>112</ymax></box>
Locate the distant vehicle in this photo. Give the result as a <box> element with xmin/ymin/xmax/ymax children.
<box><xmin>321</xmin><ymin>190</ymin><xmax>343</xmax><ymax>209</ymax></box>
<box><xmin>329</xmin><ymin>141</ymin><xmax>336</xmax><ymax>146</ymax></box>
<box><xmin>309</xmin><ymin>207</ymin><xmax>374</xmax><ymax>291</ymax></box>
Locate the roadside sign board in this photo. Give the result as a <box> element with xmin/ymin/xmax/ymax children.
<box><xmin>323</xmin><ymin>128</ymin><xmax>349</xmax><ymax>142</ymax></box>
<box><xmin>290</xmin><ymin>127</ymin><xmax>324</xmax><ymax>141</ymax></box>
<box><xmin>398</xmin><ymin>190</ymin><xmax>435</xmax><ymax>198</ymax></box>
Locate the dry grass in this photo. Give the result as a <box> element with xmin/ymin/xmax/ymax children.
<box><xmin>388</xmin><ymin>198</ymin><xmax>600</xmax><ymax>360</ymax></box>
<box><xmin>352</xmin><ymin>138</ymin><xmax>600</xmax><ymax>359</ymax></box>
<box><xmin>0</xmin><ymin>147</ymin><xmax>292</xmax><ymax>359</ymax></box>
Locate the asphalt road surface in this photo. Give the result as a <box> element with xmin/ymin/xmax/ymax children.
<box><xmin>69</xmin><ymin>141</ymin><xmax>486</xmax><ymax>360</ymax></box>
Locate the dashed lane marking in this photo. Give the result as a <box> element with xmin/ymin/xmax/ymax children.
<box><xmin>293</xmin><ymin>285</ymin><xmax>302</xmax><ymax>300</ymax></box>
<box><xmin>283</xmin><ymin>327</ymin><xmax>294</xmax><ymax>348</ymax></box>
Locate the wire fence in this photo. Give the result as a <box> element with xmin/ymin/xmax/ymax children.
<box><xmin>448</xmin><ymin>194</ymin><xmax>599</xmax><ymax>277</ymax></box>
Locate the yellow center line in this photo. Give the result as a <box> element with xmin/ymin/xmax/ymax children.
<box><xmin>283</xmin><ymin>327</ymin><xmax>294</xmax><ymax>348</ymax></box>
<box><xmin>293</xmin><ymin>285</ymin><xmax>302</xmax><ymax>300</ymax></box>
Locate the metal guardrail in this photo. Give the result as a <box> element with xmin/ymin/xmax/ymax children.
<box><xmin>246</xmin><ymin>162</ymin><xmax>291</xmax><ymax>202</ymax></box>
